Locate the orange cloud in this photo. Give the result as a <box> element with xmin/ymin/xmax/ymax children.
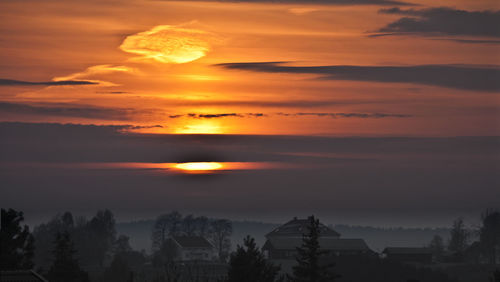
<box><xmin>53</xmin><ymin>64</ymin><xmax>137</xmax><ymax>86</ymax></box>
<box><xmin>120</xmin><ymin>25</ymin><xmax>216</xmax><ymax>64</ymax></box>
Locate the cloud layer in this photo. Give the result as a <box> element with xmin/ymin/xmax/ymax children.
<box><xmin>376</xmin><ymin>7</ymin><xmax>500</xmax><ymax>38</ymax></box>
<box><xmin>159</xmin><ymin>0</ymin><xmax>413</xmax><ymax>6</ymax></box>
<box><xmin>216</xmin><ymin>62</ymin><xmax>500</xmax><ymax>92</ymax></box>
<box><xmin>0</xmin><ymin>102</ymin><xmax>140</xmax><ymax>120</ymax></box>
<box><xmin>0</xmin><ymin>78</ymin><xmax>97</xmax><ymax>86</ymax></box>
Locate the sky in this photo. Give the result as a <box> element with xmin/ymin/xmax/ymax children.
<box><xmin>0</xmin><ymin>0</ymin><xmax>499</xmax><ymax>226</ymax></box>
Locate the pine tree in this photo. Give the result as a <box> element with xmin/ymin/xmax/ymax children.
<box><xmin>47</xmin><ymin>231</ymin><xmax>89</xmax><ymax>282</ymax></box>
<box><xmin>227</xmin><ymin>236</ymin><xmax>281</xmax><ymax>282</ymax></box>
<box><xmin>291</xmin><ymin>216</ymin><xmax>339</xmax><ymax>282</ymax></box>
<box><xmin>0</xmin><ymin>208</ymin><xmax>35</xmax><ymax>270</ymax></box>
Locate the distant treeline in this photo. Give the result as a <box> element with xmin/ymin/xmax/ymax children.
<box><xmin>116</xmin><ymin>220</ymin><xmax>450</xmax><ymax>253</ymax></box>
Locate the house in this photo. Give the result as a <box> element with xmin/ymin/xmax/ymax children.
<box><xmin>0</xmin><ymin>270</ymin><xmax>48</xmax><ymax>282</ymax></box>
<box><xmin>262</xmin><ymin>217</ymin><xmax>373</xmax><ymax>259</ymax></box>
<box><xmin>263</xmin><ymin>237</ymin><xmax>373</xmax><ymax>259</ymax></box>
<box><xmin>165</xmin><ymin>236</ymin><xmax>217</xmax><ymax>261</ymax></box>
<box><xmin>262</xmin><ymin>217</ymin><xmax>373</xmax><ymax>275</ymax></box>
<box><xmin>382</xmin><ymin>247</ymin><xmax>433</xmax><ymax>264</ymax></box>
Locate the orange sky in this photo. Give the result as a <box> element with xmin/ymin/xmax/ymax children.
<box><xmin>0</xmin><ymin>0</ymin><xmax>499</xmax><ymax>135</ymax></box>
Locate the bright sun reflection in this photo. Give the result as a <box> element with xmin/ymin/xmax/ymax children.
<box><xmin>174</xmin><ymin>162</ymin><xmax>223</xmax><ymax>172</ymax></box>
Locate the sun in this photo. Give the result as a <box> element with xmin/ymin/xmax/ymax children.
<box><xmin>174</xmin><ymin>121</ymin><xmax>223</xmax><ymax>134</ymax></box>
<box><xmin>174</xmin><ymin>162</ymin><xmax>223</xmax><ymax>172</ymax></box>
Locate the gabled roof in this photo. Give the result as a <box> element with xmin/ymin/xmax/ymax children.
<box><xmin>383</xmin><ymin>247</ymin><xmax>432</xmax><ymax>255</ymax></box>
<box><xmin>0</xmin><ymin>270</ymin><xmax>48</xmax><ymax>282</ymax></box>
<box><xmin>263</xmin><ymin>237</ymin><xmax>371</xmax><ymax>252</ymax></box>
<box><xmin>172</xmin><ymin>236</ymin><xmax>214</xmax><ymax>248</ymax></box>
<box><xmin>266</xmin><ymin>217</ymin><xmax>340</xmax><ymax>238</ymax></box>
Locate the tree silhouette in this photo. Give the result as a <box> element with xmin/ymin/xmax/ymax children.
<box><xmin>151</xmin><ymin>211</ymin><xmax>183</xmax><ymax>251</ymax></box>
<box><xmin>0</xmin><ymin>208</ymin><xmax>35</xmax><ymax>270</ymax></box>
<box><xmin>210</xmin><ymin>219</ymin><xmax>232</xmax><ymax>262</ymax></box>
<box><xmin>448</xmin><ymin>217</ymin><xmax>469</xmax><ymax>257</ymax></box>
<box><xmin>100</xmin><ymin>254</ymin><xmax>133</xmax><ymax>282</ymax></box>
<box><xmin>290</xmin><ymin>216</ymin><xmax>339</xmax><ymax>282</ymax></box>
<box><xmin>428</xmin><ymin>235</ymin><xmax>445</xmax><ymax>262</ymax></box>
<box><xmin>88</xmin><ymin>209</ymin><xmax>116</xmax><ymax>267</ymax></box>
<box><xmin>480</xmin><ymin>209</ymin><xmax>500</xmax><ymax>264</ymax></box>
<box><xmin>227</xmin><ymin>236</ymin><xmax>281</xmax><ymax>282</ymax></box>
<box><xmin>47</xmin><ymin>231</ymin><xmax>89</xmax><ymax>282</ymax></box>
<box><xmin>490</xmin><ymin>269</ymin><xmax>500</xmax><ymax>282</ymax></box>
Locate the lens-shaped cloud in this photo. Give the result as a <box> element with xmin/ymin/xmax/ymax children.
<box><xmin>120</xmin><ymin>25</ymin><xmax>214</xmax><ymax>64</ymax></box>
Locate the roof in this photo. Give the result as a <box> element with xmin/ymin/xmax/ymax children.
<box><xmin>0</xmin><ymin>270</ymin><xmax>48</xmax><ymax>282</ymax></box>
<box><xmin>383</xmin><ymin>247</ymin><xmax>432</xmax><ymax>255</ymax></box>
<box><xmin>172</xmin><ymin>236</ymin><xmax>214</xmax><ymax>248</ymax></box>
<box><xmin>263</xmin><ymin>237</ymin><xmax>371</xmax><ymax>252</ymax></box>
<box><xmin>266</xmin><ymin>217</ymin><xmax>340</xmax><ymax>238</ymax></box>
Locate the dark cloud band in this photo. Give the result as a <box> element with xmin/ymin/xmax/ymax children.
<box><xmin>216</xmin><ymin>62</ymin><xmax>500</xmax><ymax>92</ymax></box>
<box><xmin>375</xmin><ymin>7</ymin><xmax>500</xmax><ymax>38</ymax></box>
<box><xmin>156</xmin><ymin>0</ymin><xmax>413</xmax><ymax>6</ymax></box>
<box><xmin>0</xmin><ymin>78</ymin><xmax>97</xmax><ymax>86</ymax></box>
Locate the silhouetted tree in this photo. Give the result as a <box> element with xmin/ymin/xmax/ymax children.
<box><xmin>100</xmin><ymin>255</ymin><xmax>133</xmax><ymax>282</ymax></box>
<box><xmin>151</xmin><ymin>211</ymin><xmax>183</xmax><ymax>251</ymax></box>
<box><xmin>290</xmin><ymin>216</ymin><xmax>339</xmax><ymax>282</ymax></box>
<box><xmin>47</xmin><ymin>231</ymin><xmax>89</xmax><ymax>282</ymax></box>
<box><xmin>88</xmin><ymin>209</ymin><xmax>116</xmax><ymax>267</ymax></box>
<box><xmin>490</xmin><ymin>269</ymin><xmax>500</xmax><ymax>282</ymax></box>
<box><xmin>194</xmin><ymin>216</ymin><xmax>210</xmax><ymax>237</ymax></box>
<box><xmin>181</xmin><ymin>214</ymin><xmax>197</xmax><ymax>236</ymax></box>
<box><xmin>115</xmin><ymin>235</ymin><xmax>133</xmax><ymax>254</ymax></box>
<box><xmin>33</xmin><ymin>212</ymin><xmax>77</xmax><ymax>269</ymax></box>
<box><xmin>210</xmin><ymin>219</ymin><xmax>232</xmax><ymax>262</ymax></box>
<box><xmin>480</xmin><ymin>209</ymin><xmax>500</xmax><ymax>264</ymax></box>
<box><xmin>0</xmin><ymin>208</ymin><xmax>35</xmax><ymax>270</ymax></box>
<box><xmin>113</xmin><ymin>234</ymin><xmax>146</xmax><ymax>269</ymax></box>
<box><xmin>428</xmin><ymin>235</ymin><xmax>445</xmax><ymax>262</ymax></box>
<box><xmin>448</xmin><ymin>217</ymin><xmax>469</xmax><ymax>257</ymax></box>
<box><xmin>227</xmin><ymin>236</ymin><xmax>281</xmax><ymax>282</ymax></box>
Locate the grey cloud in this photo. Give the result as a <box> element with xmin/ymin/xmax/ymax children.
<box><xmin>0</xmin><ymin>78</ymin><xmax>97</xmax><ymax>86</ymax></box>
<box><xmin>156</xmin><ymin>0</ymin><xmax>414</xmax><ymax>6</ymax></box>
<box><xmin>376</xmin><ymin>7</ymin><xmax>500</xmax><ymax>38</ymax></box>
<box><xmin>172</xmin><ymin>113</ymin><xmax>266</xmax><ymax>119</ymax></box>
<box><xmin>0</xmin><ymin>122</ymin><xmax>498</xmax><ymax>215</ymax></box>
<box><xmin>277</xmin><ymin>112</ymin><xmax>412</xmax><ymax>118</ymax></box>
<box><xmin>216</xmin><ymin>62</ymin><xmax>500</xmax><ymax>92</ymax></box>
<box><xmin>0</xmin><ymin>102</ymin><xmax>146</xmax><ymax>120</ymax></box>
<box><xmin>169</xmin><ymin>112</ymin><xmax>409</xmax><ymax>119</ymax></box>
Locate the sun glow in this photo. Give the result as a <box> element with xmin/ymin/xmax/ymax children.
<box><xmin>174</xmin><ymin>162</ymin><xmax>223</xmax><ymax>172</ymax></box>
<box><xmin>174</xmin><ymin>120</ymin><xmax>223</xmax><ymax>134</ymax></box>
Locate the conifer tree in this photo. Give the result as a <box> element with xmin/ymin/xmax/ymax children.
<box><xmin>291</xmin><ymin>216</ymin><xmax>339</xmax><ymax>282</ymax></box>
<box><xmin>227</xmin><ymin>236</ymin><xmax>280</xmax><ymax>282</ymax></box>
<box><xmin>47</xmin><ymin>231</ymin><xmax>89</xmax><ymax>282</ymax></box>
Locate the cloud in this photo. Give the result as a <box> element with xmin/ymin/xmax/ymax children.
<box><xmin>0</xmin><ymin>78</ymin><xmax>97</xmax><ymax>86</ymax></box>
<box><xmin>0</xmin><ymin>122</ymin><xmax>498</xmax><ymax>214</ymax></box>
<box><xmin>120</xmin><ymin>25</ymin><xmax>216</xmax><ymax>64</ymax></box>
<box><xmin>157</xmin><ymin>0</ymin><xmax>414</xmax><ymax>6</ymax></box>
<box><xmin>216</xmin><ymin>62</ymin><xmax>500</xmax><ymax>92</ymax></box>
<box><xmin>0</xmin><ymin>102</ymin><xmax>148</xmax><ymax>120</ymax></box>
<box><xmin>170</xmin><ymin>113</ymin><xmax>266</xmax><ymax>119</ymax></box>
<box><xmin>433</xmin><ymin>38</ymin><xmax>500</xmax><ymax>45</ymax></box>
<box><xmin>166</xmin><ymin>112</ymin><xmax>409</xmax><ymax>119</ymax></box>
<box><xmin>277</xmin><ymin>112</ymin><xmax>412</xmax><ymax>118</ymax></box>
<box><xmin>53</xmin><ymin>65</ymin><xmax>136</xmax><ymax>86</ymax></box>
<box><xmin>375</xmin><ymin>7</ymin><xmax>500</xmax><ymax>38</ymax></box>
